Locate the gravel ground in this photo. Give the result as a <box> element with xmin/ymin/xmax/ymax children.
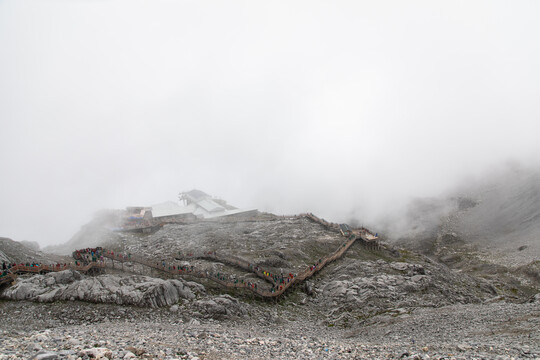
<box><xmin>1</xmin><ymin>300</ymin><xmax>538</xmax><ymax>360</ymax></box>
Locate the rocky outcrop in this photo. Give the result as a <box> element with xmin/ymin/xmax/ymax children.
<box><xmin>315</xmin><ymin>259</ymin><xmax>489</xmax><ymax>323</ymax></box>
<box><xmin>0</xmin><ymin>237</ymin><xmax>67</xmax><ymax>264</ymax></box>
<box><xmin>1</xmin><ymin>270</ymin><xmax>199</xmax><ymax>307</ymax></box>
<box><xmin>0</xmin><ymin>249</ymin><xmax>10</xmax><ymax>264</ymax></box>
<box><xmin>321</xmin><ymin>272</ymin><xmax>431</xmax><ymax>306</ymax></box>
<box><xmin>194</xmin><ymin>294</ymin><xmax>248</xmax><ymax>319</ymax></box>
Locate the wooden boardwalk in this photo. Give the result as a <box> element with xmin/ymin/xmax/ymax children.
<box><xmin>86</xmin><ymin>214</ymin><xmax>379</xmax><ymax>298</ymax></box>
<box><xmin>2</xmin><ymin>213</ymin><xmax>379</xmax><ymax>299</ymax></box>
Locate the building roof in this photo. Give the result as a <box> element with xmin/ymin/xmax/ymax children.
<box><xmin>196</xmin><ymin>198</ymin><xmax>225</xmax><ymax>213</ymax></box>
<box><xmin>183</xmin><ymin>189</ymin><xmax>211</xmax><ymax>201</ymax></box>
<box><xmin>200</xmin><ymin>208</ymin><xmax>258</xmax><ymax>219</ymax></box>
<box><xmin>171</xmin><ymin>189</ymin><xmax>258</xmax><ymax>219</ymax></box>
<box><xmin>151</xmin><ymin>201</ymin><xmax>194</xmax><ymax>218</ymax></box>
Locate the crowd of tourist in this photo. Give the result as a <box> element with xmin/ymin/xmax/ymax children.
<box><xmin>3</xmin><ymin>230</ymin><xmax>355</xmax><ymax>294</ymax></box>
<box><xmin>73</xmin><ymin>247</ymin><xmax>105</xmax><ymax>263</ymax></box>
<box><xmin>70</xmin><ymin>227</ymin><xmax>358</xmax><ymax>297</ymax></box>
<box><xmin>1</xmin><ymin>261</ymin><xmax>11</xmax><ymax>278</ymax></box>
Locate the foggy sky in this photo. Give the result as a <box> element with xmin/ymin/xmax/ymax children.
<box><xmin>1</xmin><ymin>0</ymin><xmax>539</xmax><ymax>247</ymax></box>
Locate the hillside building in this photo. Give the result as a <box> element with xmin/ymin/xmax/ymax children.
<box><xmin>148</xmin><ymin>189</ymin><xmax>257</xmax><ymax>222</ymax></box>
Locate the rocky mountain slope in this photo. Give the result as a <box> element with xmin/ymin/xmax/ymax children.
<box><xmin>9</xmin><ymin>214</ymin><xmax>534</xmax><ymax>319</ymax></box>
<box><xmin>0</xmin><ymin>237</ymin><xmax>69</xmax><ymax>265</ymax></box>
<box><xmin>375</xmin><ymin>166</ymin><xmax>540</xmax><ymax>299</ymax></box>
<box><xmin>381</xmin><ymin>166</ymin><xmax>540</xmax><ymax>252</ymax></box>
<box><xmin>1</xmin><ymin>201</ymin><xmax>539</xmax><ymax>359</ymax></box>
<box><xmin>449</xmin><ymin>166</ymin><xmax>540</xmax><ymax>266</ymax></box>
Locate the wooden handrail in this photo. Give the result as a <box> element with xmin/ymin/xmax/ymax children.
<box><xmin>2</xmin><ymin>216</ymin><xmax>378</xmax><ymax>299</ymax></box>
<box><xmin>92</xmin><ymin>234</ymin><xmax>374</xmax><ymax>298</ymax></box>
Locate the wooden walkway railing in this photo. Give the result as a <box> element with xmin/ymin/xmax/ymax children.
<box><xmin>0</xmin><ymin>273</ymin><xmax>17</xmax><ymax>286</ymax></box>
<box><xmin>100</xmin><ymin>251</ymin><xmax>267</xmax><ymax>296</ymax></box>
<box><xmin>88</xmin><ymin>222</ymin><xmax>377</xmax><ymax>298</ymax></box>
<box><xmin>2</xmin><ymin>213</ymin><xmax>379</xmax><ymax>300</ymax></box>
<box><xmin>176</xmin><ymin>252</ymin><xmax>280</xmax><ymax>285</ymax></box>
<box><xmin>301</xmin><ymin>213</ymin><xmax>340</xmax><ymax>230</ymax></box>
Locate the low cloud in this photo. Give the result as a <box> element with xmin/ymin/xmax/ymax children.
<box><xmin>1</xmin><ymin>1</ymin><xmax>539</xmax><ymax>246</ymax></box>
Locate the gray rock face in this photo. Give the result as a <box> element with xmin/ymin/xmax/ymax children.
<box><xmin>316</xmin><ymin>259</ymin><xmax>486</xmax><ymax>323</ymax></box>
<box><xmin>194</xmin><ymin>294</ymin><xmax>247</xmax><ymax>319</ymax></box>
<box><xmin>321</xmin><ymin>272</ymin><xmax>430</xmax><ymax>307</ymax></box>
<box><xmin>0</xmin><ymin>237</ymin><xmax>68</xmax><ymax>264</ymax></box>
<box><xmin>0</xmin><ymin>249</ymin><xmax>10</xmax><ymax>263</ymax></box>
<box><xmin>1</xmin><ymin>270</ymin><xmax>197</xmax><ymax>307</ymax></box>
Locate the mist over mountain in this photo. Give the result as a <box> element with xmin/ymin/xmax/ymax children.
<box><xmin>43</xmin><ymin>209</ymin><xmax>123</xmax><ymax>256</ymax></box>
<box><xmin>0</xmin><ymin>237</ymin><xmax>67</xmax><ymax>264</ymax></box>
<box><xmin>374</xmin><ymin>163</ymin><xmax>540</xmax><ymax>266</ymax></box>
<box><xmin>1</xmin><ymin>2</ymin><xmax>539</xmax><ymax>358</ymax></box>
<box><xmin>450</xmin><ymin>164</ymin><xmax>540</xmax><ymax>265</ymax></box>
<box><xmin>2</xmin><ymin>1</ymin><xmax>540</xmax><ymax>248</ymax></box>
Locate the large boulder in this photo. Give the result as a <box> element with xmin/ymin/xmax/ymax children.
<box><xmin>193</xmin><ymin>294</ymin><xmax>247</xmax><ymax>319</ymax></box>
<box><xmin>1</xmin><ymin>270</ymin><xmax>198</xmax><ymax>307</ymax></box>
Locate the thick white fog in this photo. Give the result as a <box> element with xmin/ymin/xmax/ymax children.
<box><xmin>1</xmin><ymin>1</ymin><xmax>539</xmax><ymax>246</ymax></box>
